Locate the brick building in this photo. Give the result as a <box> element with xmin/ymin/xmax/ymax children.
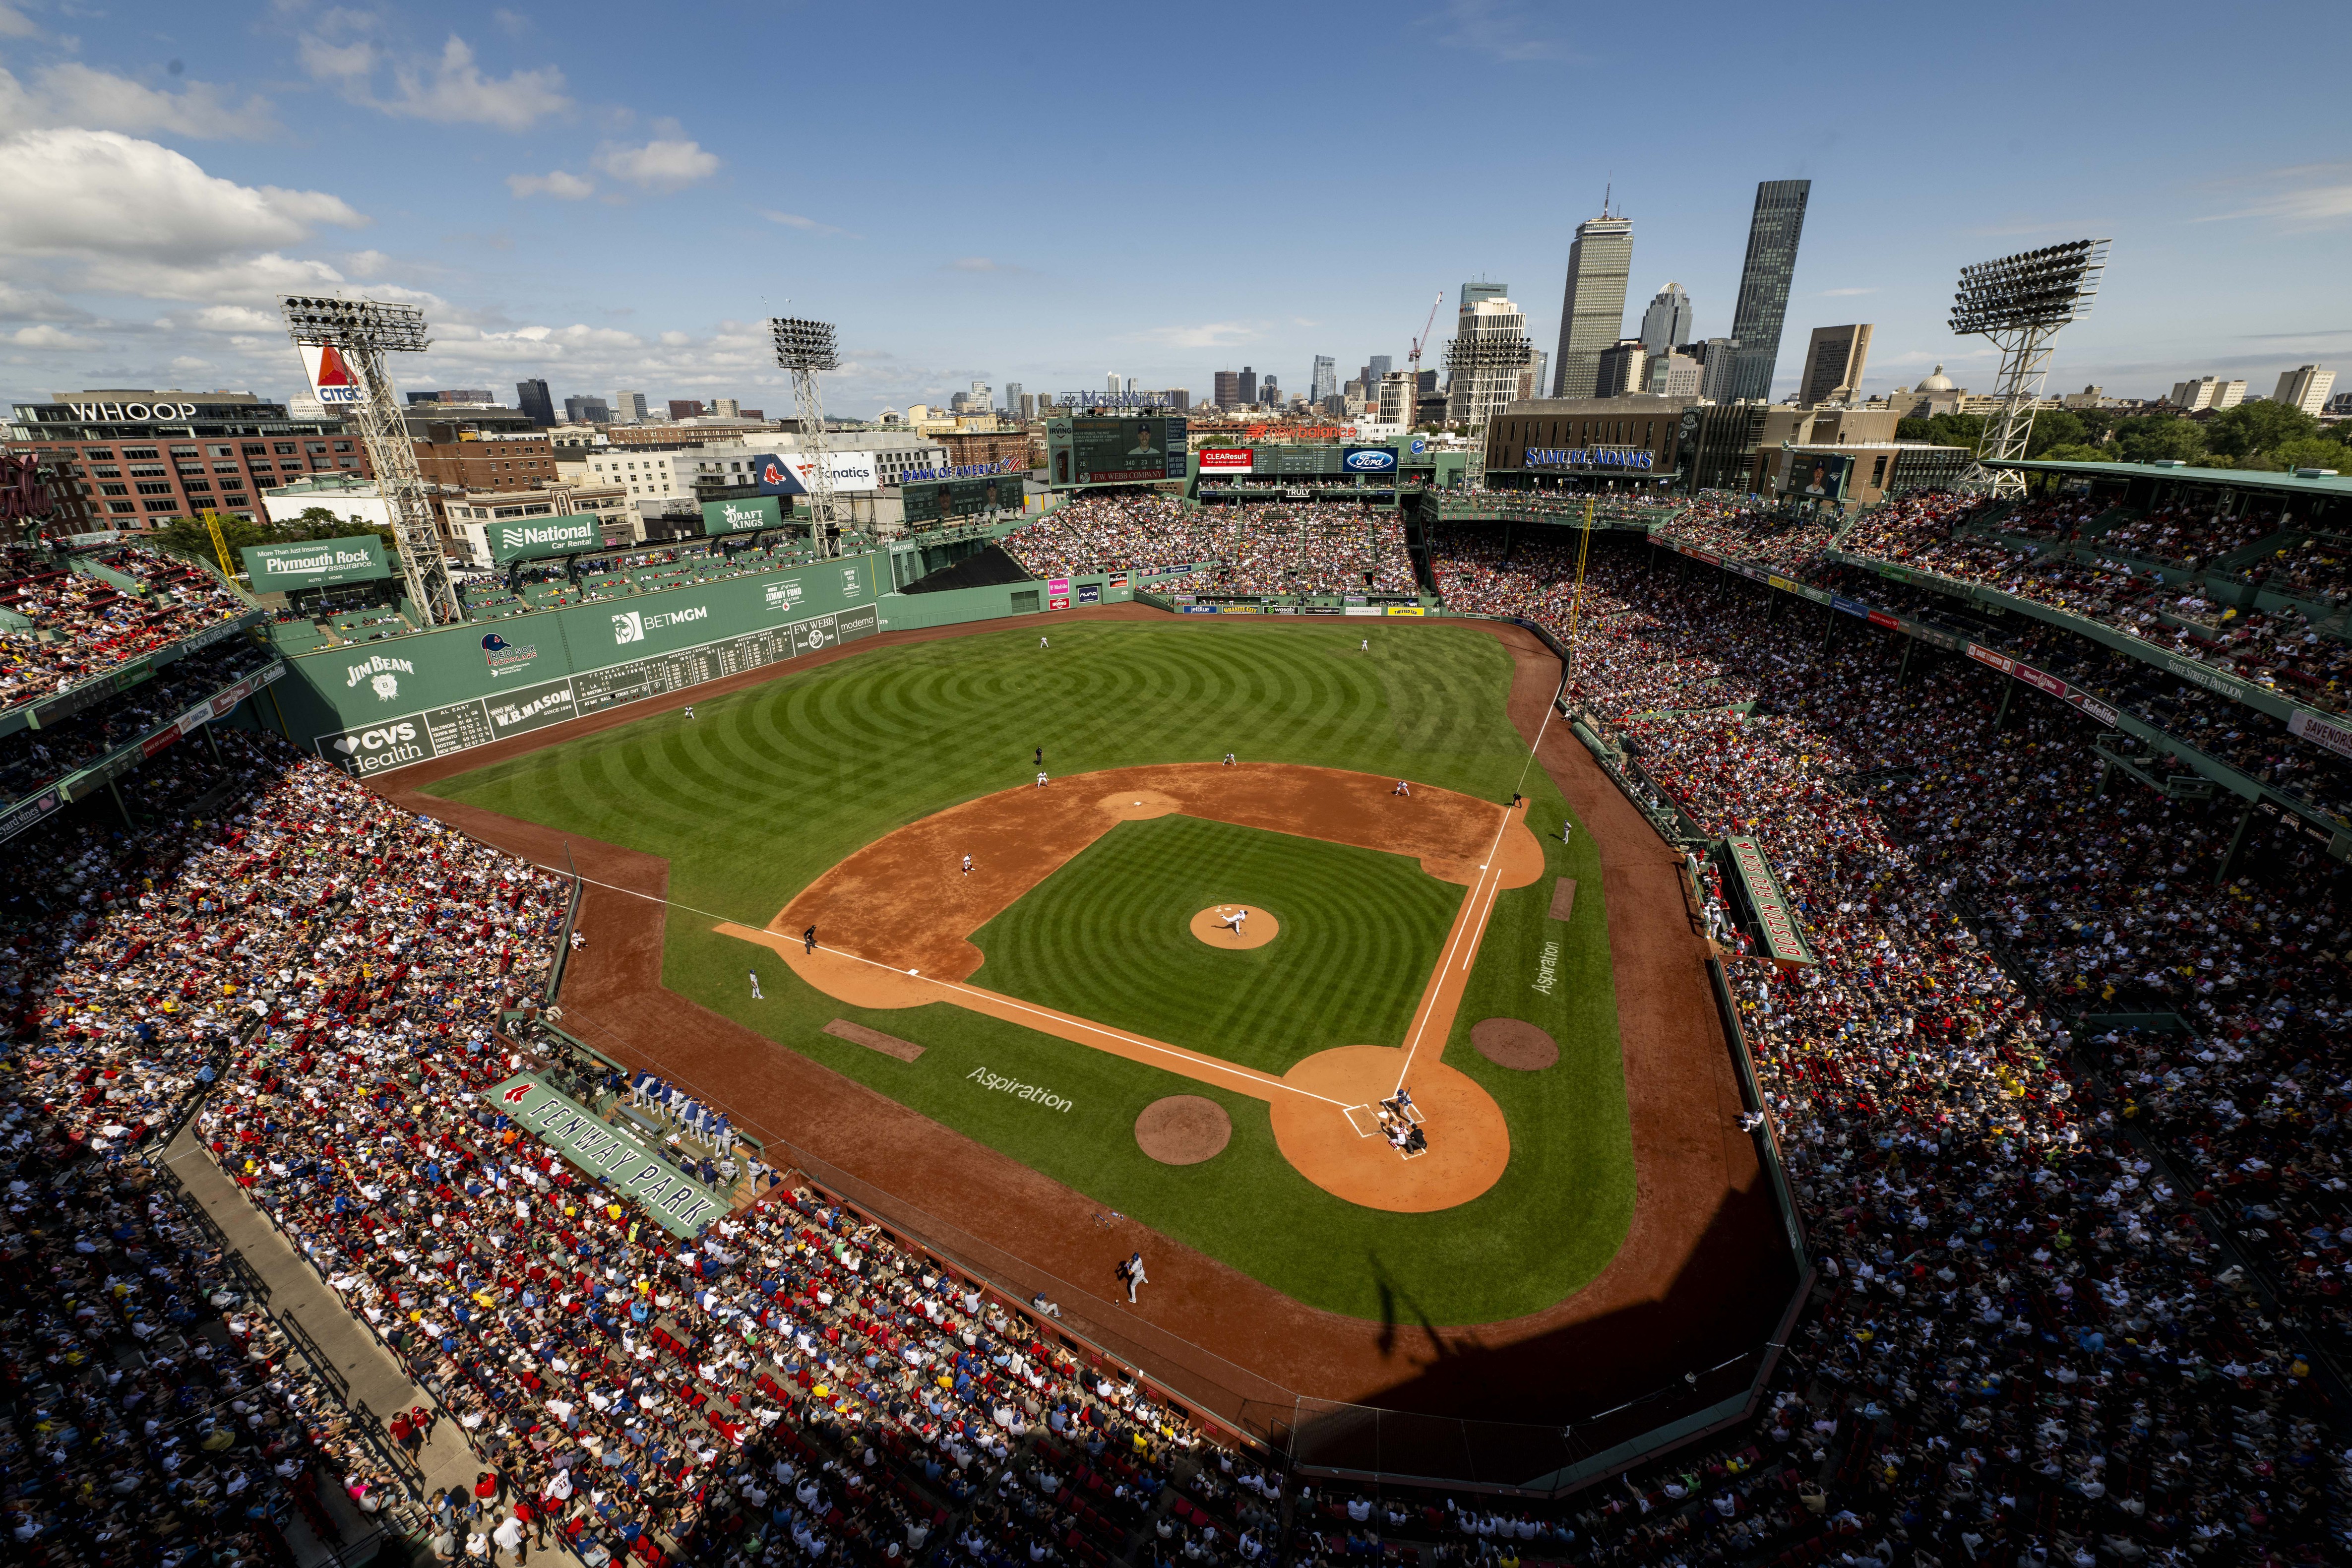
<box><xmin>412</xmin><ymin>433</ymin><xmax>559</xmax><ymax>490</ymax></box>
<box><xmin>3</xmin><ymin>390</ymin><xmax>363</xmax><ymax>534</ymax></box>
<box><xmin>931</xmin><ymin>430</ymin><xmax>1039</xmax><ymax>473</ymax></box>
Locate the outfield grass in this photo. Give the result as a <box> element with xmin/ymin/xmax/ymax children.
<box><xmin>424</xmin><ymin>620</ymin><xmax>1635</xmax><ymax>1323</ymax></box>
<box><xmin>972</xmin><ymin>815</ymin><xmax>1462</xmax><ymax>1077</ymax></box>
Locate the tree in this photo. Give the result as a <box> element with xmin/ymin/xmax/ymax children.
<box><xmin>2267</xmin><ymin>436</ymin><xmax>2352</xmax><ymax>474</ymax></box>
<box><xmin>2111</xmin><ymin>415</ymin><xmax>2207</xmax><ymax>465</ymax></box>
<box><xmin>2203</xmin><ymin>401</ymin><xmax>2321</xmax><ymax>463</ymax></box>
<box><xmin>2024</xmin><ymin>411</ymin><xmax>2087</xmax><ymax>458</ymax></box>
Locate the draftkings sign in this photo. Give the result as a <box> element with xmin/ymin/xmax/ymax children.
<box><xmin>488</xmin><ymin>1073</ymin><xmax>727</xmax><ymax>1237</ymax></box>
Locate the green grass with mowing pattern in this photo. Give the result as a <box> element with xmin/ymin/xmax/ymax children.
<box><xmin>972</xmin><ymin>815</ymin><xmax>1460</xmax><ymax>1077</ymax></box>
<box><xmin>422</xmin><ymin>620</ymin><xmax>1635</xmax><ymax>1322</ymax></box>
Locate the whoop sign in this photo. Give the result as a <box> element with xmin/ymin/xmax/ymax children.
<box><xmin>299</xmin><ymin>343</ymin><xmax>366</xmax><ymax>406</ymax></box>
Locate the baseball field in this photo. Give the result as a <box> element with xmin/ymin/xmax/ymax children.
<box><xmin>421</xmin><ymin>618</ymin><xmax>1635</xmax><ymax>1326</ymax></box>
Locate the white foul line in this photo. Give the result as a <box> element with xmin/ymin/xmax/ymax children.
<box><xmin>1390</xmin><ymin>803</ymin><xmax>1519</xmax><ymax>1098</ymax></box>
<box><xmin>547</xmin><ymin>860</ymin><xmax>1399</xmax><ymax>1121</ymax></box>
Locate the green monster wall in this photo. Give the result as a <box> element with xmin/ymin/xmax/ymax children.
<box><xmin>278</xmin><ymin>551</ymin><xmax>1129</xmax><ymax>777</ymax></box>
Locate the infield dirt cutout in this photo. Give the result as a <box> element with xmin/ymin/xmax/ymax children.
<box><xmin>717</xmin><ymin>762</ymin><xmax>1545</xmax><ymax>1213</ymax></box>
<box><xmin>1189</xmin><ymin>904</ymin><xmax>1278</xmax><ymax>949</ymax></box>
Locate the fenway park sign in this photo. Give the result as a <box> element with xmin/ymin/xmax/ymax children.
<box><xmin>1724</xmin><ymin>836</ymin><xmax>1814</xmax><ymax>968</ymax></box>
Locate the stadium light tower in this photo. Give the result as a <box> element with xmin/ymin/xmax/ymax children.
<box><xmin>770</xmin><ymin>316</ymin><xmax>841</xmax><ymax>558</ymax></box>
<box><xmin>278</xmin><ymin>295</ymin><xmax>462</xmax><ymax>623</ymax></box>
<box><xmin>1948</xmin><ymin>239</ymin><xmax>2110</xmax><ymax>498</ymax></box>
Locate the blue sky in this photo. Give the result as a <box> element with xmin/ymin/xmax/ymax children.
<box><xmin>0</xmin><ymin>0</ymin><xmax>2344</xmax><ymax>418</ymax></box>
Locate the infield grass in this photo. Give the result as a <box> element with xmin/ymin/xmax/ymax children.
<box><xmin>423</xmin><ymin>620</ymin><xmax>1635</xmax><ymax>1323</ymax></box>
<box><xmin>973</xmin><ymin>815</ymin><xmax>1460</xmax><ymax>1076</ymax></box>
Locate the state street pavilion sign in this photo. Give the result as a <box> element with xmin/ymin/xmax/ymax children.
<box><xmin>488</xmin><ymin>1073</ymin><xmax>727</xmax><ymax>1237</ymax></box>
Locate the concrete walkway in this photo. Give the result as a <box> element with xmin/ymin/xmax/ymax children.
<box><xmin>162</xmin><ymin>1123</ymin><xmax>484</xmax><ymax>1513</ymax></box>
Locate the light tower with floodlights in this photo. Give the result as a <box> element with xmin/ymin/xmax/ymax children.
<box><xmin>277</xmin><ymin>295</ymin><xmax>462</xmax><ymax>623</ymax></box>
<box><xmin>770</xmin><ymin>317</ymin><xmax>841</xmax><ymax>558</ymax></box>
<box><xmin>1948</xmin><ymin>239</ymin><xmax>2110</xmax><ymax>498</ymax></box>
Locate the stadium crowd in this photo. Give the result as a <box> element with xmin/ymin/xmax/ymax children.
<box><xmin>1004</xmin><ymin>497</ymin><xmax>1415</xmax><ymax>596</ymax></box>
<box><xmin>1837</xmin><ymin>496</ymin><xmax>2352</xmax><ymax>712</ymax></box>
<box><xmin>2</xmin><ymin>726</ymin><xmax>1266</xmax><ymax>1568</ymax></box>
<box><xmin>1</xmin><ymin>545</ymin><xmax>251</xmax><ymax>711</ymax></box>
<box><xmin>6</xmin><ymin>488</ymin><xmax>2352</xmax><ymax>1567</ymax></box>
<box><xmin>1421</xmin><ymin>522</ymin><xmax>2352</xmax><ymax>1567</ymax></box>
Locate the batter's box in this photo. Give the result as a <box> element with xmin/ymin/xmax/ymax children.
<box><xmin>1343</xmin><ymin>1103</ymin><xmax>1385</xmax><ymax>1138</ymax></box>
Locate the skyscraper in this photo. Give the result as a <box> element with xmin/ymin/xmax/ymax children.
<box><xmin>1638</xmin><ymin>283</ymin><xmax>1693</xmax><ymax>357</ymax></box>
<box><xmin>1550</xmin><ymin>204</ymin><xmax>1635</xmax><ymax>399</ymax></box>
<box><xmin>1366</xmin><ymin>354</ymin><xmax>1393</xmax><ymax>387</ymax></box>
<box><xmin>1107</xmin><ymin>372</ymin><xmax>1122</xmax><ymax>394</ymax></box>
<box><xmin>515</xmin><ymin>378</ymin><xmax>556</xmax><ymax>427</ymax></box>
<box><xmin>1238</xmin><ymin>366</ymin><xmax>1257</xmax><ymax>405</ymax></box>
<box><xmin>1798</xmin><ymin>324</ymin><xmax>1873</xmax><ymax>406</ymax></box>
<box><xmin>611</xmin><ymin>391</ymin><xmax>649</xmax><ymax>424</ymax></box>
<box><xmin>562</xmin><ymin>394</ymin><xmax>611</xmax><ymax>424</ymax></box>
<box><xmin>2274</xmin><ymin>365</ymin><xmax>2336</xmax><ymax>414</ymax></box>
<box><xmin>1214</xmin><ymin>370</ymin><xmax>1239</xmax><ymax>407</ymax></box>
<box><xmin>1726</xmin><ymin>180</ymin><xmax>1811</xmax><ymax>402</ymax></box>
<box><xmin>1445</xmin><ymin>287</ymin><xmax>1531</xmax><ymax>426</ymax></box>
<box><xmin>1310</xmin><ymin>356</ymin><xmax>1338</xmax><ymax>403</ymax></box>
<box><xmin>1003</xmin><ymin>381</ymin><xmax>1024</xmax><ymax>416</ymax></box>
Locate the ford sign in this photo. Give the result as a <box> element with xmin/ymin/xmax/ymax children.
<box><xmin>1343</xmin><ymin>447</ymin><xmax>1398</xmax><ymax>472</ymax></box>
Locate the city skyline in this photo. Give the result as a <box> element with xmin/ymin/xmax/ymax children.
<box><xmin>0</xmin><ymin>1</ymin><xmax>2344</xmax><ymax>418</ymax></box>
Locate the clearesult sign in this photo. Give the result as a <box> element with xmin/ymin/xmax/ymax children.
<box><xmin>488</xmin><ymin>1074</ymin><xmax>728</xmax><ymax>1238</ymax></box>
<box><xmin>239</xmin><ymin>535</ymin><xmax>392</xmax><ymax>590</ymax></box>
<box><xmin>702</xmin><ymin>496</ymin><xmax>783</xmax><ymax>536</ymax></box>
<box><xmin>490</xmin><ymin>514</ymin><xmax>598</xmax><ymax>564</ymax></box>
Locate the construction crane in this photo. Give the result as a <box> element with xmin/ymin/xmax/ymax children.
<box><xmin>1404</xmin><ymin>292</ymin><xmax>1443</xmax><ymax>400</ymax></box>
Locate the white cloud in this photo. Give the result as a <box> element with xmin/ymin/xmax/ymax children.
<box><xmin>1819</xmin><ymin>287</ymin><xmax>1877</xmax><ymax>297</ymax></box>
<box><xmin>948</xmin><ymin>256</ymin><xmax>1020</xmax><ymax>273</ymax></box>
<box><xmin>10</xmin><ymin>324</ymin><xmax>97</xmax><ymax>350</ymax></box>
<box><xmin>1126</xmin><ymin>321</ymin><xmax>1258</xmax><ymax>349</ymax></box>
<box><xmin>594</xmin><ymin>138</ymin><xmax>718</xmax><ymax>192</ymax></box>
<box><xmin>0</xmin><ymin>129</ymin><xmax>366</xmax><ymax>303</ymax></box>
<box><xmin>508</xmin><ymin>169</ymin><xmax>594</xmax><ymax>200</ymax></box>
<box><xmin>1434</xmin><ymin>0</ymin><xmax>1576</xmax><ymax>62</ymax></box>
<box><xmin>0</xmin><ymin>278</ymin><xmax>82</xmax><ymax>322</ymax></box>
<box><xmin>304</xmin><ymin>32</ymin><xmax>569</xmax><ymax>131</ymax></box>
<box><xmin>189</xmin><ymin>304</ymin><xmax>282</xmax><ymax>333</ymax></box>
<box><xmin>2198</xmin><ymin>164</ymin><xmax>2352</xmax><ymax>229</ymax></box>
<box><xmin>0</xmin><ymin>4</ymin><xmax>38</xmax><ymax>38</ymax></box>
<box><xmin>0</xmin><ymin>128</ymin><xmax>366</xmax><ymax>260</ymax></box>
<box><xmin>169</xmin><ymin>355</ymin><xmax>214</xmax><ymax>371</ymax></box>
<box><xmin>342</xmin><ymin>249</ymin><xmax>393</xmax><ymax>277</ymax></box>
<box><xmin>0</xmin><ymin>62</ymin><xmax>276</xmax><ymax>138</ymax></box>
<box><xmin>760</xmin><ymin>209</ymin><xmax>855</xmax><ymax>237</ymax></box>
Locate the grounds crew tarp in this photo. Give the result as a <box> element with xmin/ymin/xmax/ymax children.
<box><xmin>488</xmin><ymin>1073</ymin><xmax>726</xmax><ymax>1237</ymax></box>
<box><xmin>1723</xmin><ymin>836</ymin><xmax>1814</xmax><ymax>968</ymax></box>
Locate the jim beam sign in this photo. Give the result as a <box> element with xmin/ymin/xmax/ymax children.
<box><xmin>489</xmin><ymin>1073</ymin><xmax>727</xmax><ymax>1238</ymax></box>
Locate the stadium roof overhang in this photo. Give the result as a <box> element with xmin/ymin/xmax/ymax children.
<box><xmin>1989</xmin><ymin>457</ymin><xmax>2352</xmax><ymax>502</ymax></box>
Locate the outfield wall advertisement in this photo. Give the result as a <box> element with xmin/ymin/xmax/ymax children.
<box><xmin>285</xmin><ymin>553</ymin><xmax>885</xmax><ymax>776</ymax></box>
<box><xmin>240</xmin><ymin>536</ymin><xmax>392</xmax><ymax>590</ymax></box>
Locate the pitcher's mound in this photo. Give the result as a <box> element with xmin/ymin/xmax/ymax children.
<box><xmin>1189</xmin><ymin>905</ymin><xmax>1278</xmax><ymax>949</ymax></box>
<box><xmin>1472</xmin><ymin>1017</ymin><xmax>1559</xmax><ymax>1070</ymax></box>
<box><xmin>1135</xmin><ymin>1096</ymin><xmax>1232</xmax><ymax>1165</ymax></box>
